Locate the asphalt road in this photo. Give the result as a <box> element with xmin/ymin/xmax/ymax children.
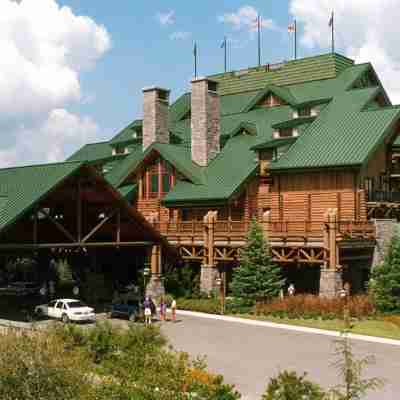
<box><xmin>160</xmin><ymin>314</ymin><xmax>400</xmax><ymax>400</ymax></box>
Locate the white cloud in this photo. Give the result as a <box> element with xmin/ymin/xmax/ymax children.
<box><xmin>290</xmin><ymin>0</ymin><xmax>400</xmax><ymax>103</ymax></box>
<box><xmin>156</xmin><ymin>10</ymin><xmax>175</xmax><ymax>26</ymax></box>
<box><xmin>169</xmin><ymin>31</ymin><xmax>191</xmax><ymax>41</ymax></box>
<box><xmin>0</xmin><ymin>0</ymin><xmax>111</xmax><ymax>167</ymax></box>
<box><xmin>218</xmin><ymin>6</ymin><xmax>275</xmax><ymax>34</ymax></box>
<box><xmin>0</xmin><ymin>109</ymin><xmax>99</xmax><ymax>165</ymax></box>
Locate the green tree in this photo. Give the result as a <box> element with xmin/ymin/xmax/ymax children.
<box><xmin>262</xmin><ymin>371</ymin><xmax>325</xmax><ymax>400</ymax></box>
<box><xmin>329</xmin><ymin>334</ymin><xmax>384</xmax><ymax>400</ymax></box>
<box><xmin>370</xmin><ymin>230</ymin><xmax>400</xmax><ymax>313</ymax></box>
<box><xmin>231</xmin><ymin>219</ymin><xmax>285</xmax><ymax>304</ymax></box>
<box><xmin>57</xmin><ymin>259</ymin><xmax>75</xmax><ymax>286</ymax></box>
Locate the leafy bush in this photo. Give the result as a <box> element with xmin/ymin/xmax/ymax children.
<box><xmin>0</xmin><ymin>323</ymin><xmax>240</xmax><ymax>400</ymax></box>
<box><xmin>177</xmin><ymin>297</ymin><xmax>222</xmax><ymax>314</ymax></box>
<box><xmin>262</xmin><ymin>370</ymin><xmax>326</xmax><ymax>400</ymax></box>
<box><xmin>0</xmin><ymin>329</ymin><xmax>94</xmax><ymax>400</ymax></box>
<box><xmin>255</xmin><ymin>295</ymin><xmax>375</xmax><ymax>320</ymax></box>
<box><xmin>370</xmin><ymin>231</ymin><xmax>400</xmax><ymax>313</ymax></box>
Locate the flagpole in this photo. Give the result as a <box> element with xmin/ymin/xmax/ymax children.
<box><xmin>257</xmin><ymin>14</ymin><xmax>261</xmax><ymax>66</ymax></box>
<box><xmin>194</xmin><ymin>42</ymin><xmax>197</xmax><ymax>78</ymax></box>
<box><xmin>224</xmin><ymin>36</ymin><xmax>227</xmax><ymax>72</ymax></box>
<box><xmin>331</xmin><ymin>11</ymin><xmax>335</xmax><ymax>54</ymax></box>
<box><xmin>294</xmin><ymin>20</ymin><xmax>297</xmax><ymax>60</ymax></box>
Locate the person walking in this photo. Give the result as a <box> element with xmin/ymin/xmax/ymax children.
<box><xmin>171</xmin><ymin>298</ymin><xmax>177</xmax><ymax>322</ymax></box>
<box><xmin>144</xmin><ymin>296</ymin><xmax>152</xmax><ymax>326</ymax></box>
<box><xmin>159</xmin><ymin>296</ymin><xmax>166</xmax><ymax>321</ymax></box>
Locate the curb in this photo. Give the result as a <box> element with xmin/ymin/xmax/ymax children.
<box><xmin>175</xmin><ymin>310</ymin><xmax>400</xmax><ymax>347</ymax></box>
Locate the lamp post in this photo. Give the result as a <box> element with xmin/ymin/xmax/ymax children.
<box><xmin>215</xmin><ymin>273</ymin><xmax>226</xmax><ymax>315</ymax></box>
<box><xmin>143</xmin><ymin>266</ymin><xmax>150</xmax><ymax>296</ymax></box>
<box><xmin>339</xmin><ymin>282</ymin><xmax>351</xmax><ymax>331</ymax></box>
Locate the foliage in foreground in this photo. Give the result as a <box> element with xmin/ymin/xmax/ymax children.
<box><xmin>0</xmin><ymin>323</ymin><xmax>240</xmax><ymax>400</ymax></box>
<box><xmin>255</xmin><ymin>295</ymin><xmax>375</xmax><ymax>320</ymax></box>
<box><xmin>231</xmin><ymin>219</ymin><xmax>285</xmax><ymax>303</ymax></box>
<box><xmin>262</xmin><ymin>371</ymin><xmax>325</xmax><ymax>400</ymax></box>
<box><xmin>329</xmin><ymin>334</ymin><xmax>384</xmax><ymax>400</ymax></box>
<box><xmin>370</xmin><ymin>231</ymin><xmax>400</xmax><ymax>313</ymax></box>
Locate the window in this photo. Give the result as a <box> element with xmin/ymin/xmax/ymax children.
<box><xmin>143</xmin><ymin>159</ymin><xmax>175</xmax><ymax>199</ymax></box>
<box><xmin>279</xmin><ymin>128</ymin><xmax>293</xmax><ymax>138</ymax></box>
<box><xmin>48</xmin><ymin>300</ymin><xmax>57</xmax><ymax>308</ymax></box>
<box><xmin>56</xmin><ymin>302</ymin><xmax>63</xmax><ymax>309</ymax></box>
<box><xmin>298</xmin><ymin>108</ymin><xmax>311</xmax><ymax>117</ymax></box>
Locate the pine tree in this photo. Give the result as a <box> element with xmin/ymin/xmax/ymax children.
<box><xmin>370</xmin><ymin>230</ymin><xmax>400</xmax><ymax>313</ymax></box>
<box><xmin>231</xmin><ymin>218</ymin><xmax>285</xmax><ymax>303</ymax></box>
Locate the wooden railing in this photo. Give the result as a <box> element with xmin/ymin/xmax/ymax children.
<box><xmin>149</xmin><ymin>219</ymin><xmax>375</xmax><ymax>242</ymax></box>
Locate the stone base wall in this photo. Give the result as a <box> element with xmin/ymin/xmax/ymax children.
<box><xmin>319</xmin><ymin>268</ymin><xmax>342</xmax><ymax>298</ymax></box>
<box><xmin>372</xmin><ymin>219</ymin><xmax>398</xmax><ymax>268</ymax></box>
<box><xmin>146</xmin><ymin>274</ymin><xmax>165</xmax><ymax>299</ymax></box>
<box><xmin>200</xmin><ymin>264</ymin><xmax>218</xmax><ymax>294</ymax></box>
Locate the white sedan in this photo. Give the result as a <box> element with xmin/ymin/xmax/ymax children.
<box><xmin>35</xmin><ymin>299</ymin><xmax>96</xmax><ymax>323</ymax></box>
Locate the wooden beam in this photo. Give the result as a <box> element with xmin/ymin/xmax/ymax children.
<box><xmin>81</xmin><ymin>209</ymin><xmax>117</xmax><ymax>243</ymax></box>
<box><xmin>0</xmin><ymin>241</ymin><xmax>155</xmax><ymax>250</ymax></box>
<box><xmin>40</xmin><ymin>208</ymin><xmax>76</xmax><ymax>243</ymax></box>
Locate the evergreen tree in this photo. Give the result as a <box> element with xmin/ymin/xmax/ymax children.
<box><xmin>370</xmin><ymin>230</ymin><xmax>400</xmax><ymax>313</ymax></box>
<box><xmin>231</xmin><ymin>219</ymin><xmax>285</xmax><ymax>303</ymax></box>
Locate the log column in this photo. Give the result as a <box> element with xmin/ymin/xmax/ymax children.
<box><xmin>320</xmin><ymin>208</ymin><xmax>342</xmax><ymax>297</ymax></box>
<box><xmin>200</xmin><ymin>211</ymin><xmax>218</xmax><ymax>294</ymax></box>
<box><xmin>145</xmin><ymin>245</ymin><xmax>165</xmax><ymax>298</ymax></box>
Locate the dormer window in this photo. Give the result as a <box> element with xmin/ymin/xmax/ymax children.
<box><xmin>112</xmin><ymin>146</ymin><xmax>129</xmax><ymax>156</ymax></box>
<box><xmin>258</xmin><ymin>93</ymin><xmax>287</xmax><ymax>108</ymax></box>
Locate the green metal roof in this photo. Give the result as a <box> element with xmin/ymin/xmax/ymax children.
<box><xmin>109</xmin><ymin>120</ymin><xmax>142</xmax><ymax>147</ymax></box>
<box><xmin>251</xmin><ymin>137</ymin><xmax>297</xmax><ymax>151</ymax></box>
<box><xmin>67</xmin><ymin>141</ymin><xmax>111</xmax><ymax>162</ymax></box>
<box><xmin>0</xmin><ymin>161</ymin><xmax>83</xmax><ymax>232</ymax></box>
<box><xmin>271</xmin><ymin>88</ymin><xmax>400</xmax><ymax>170</ymax></box>
<box><xmin>210</xmin><ymin>53</ymin><xmax>354</xmax><ymax>96</ymax></box>
<box><xmin>64</xmin><ymin>53</ymin><xmax>400</xmax><ymax>207</ymax></box>
<box><xmin>272</xmin><ymin>116</ymin><xmax>316</xmax><ymax>130</ymax></box>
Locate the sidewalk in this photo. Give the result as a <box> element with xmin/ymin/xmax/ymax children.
<box><xmin>176</xmin><ymin>309</ymin><xmax>400</xmax><ymax>347</ymax></box>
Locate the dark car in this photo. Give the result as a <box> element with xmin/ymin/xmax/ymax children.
<box><xmin>6</xmin><ymin>282</ymin><xmax>41</xmax><ymax>296</ymax></box>
<box><xmin>110</xmin><ymin>300</ymin><xmax>142</xmax><ymax>321</ymax></box>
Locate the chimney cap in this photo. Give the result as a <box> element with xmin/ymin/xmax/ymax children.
<box><xmin>191</xmin><ymin>76</ymin><xmax>218</xmax><ymax>84</ymax></box>
<box><xmin>142</xmin><ymin>86</ymin><xmax>170</xmax><ymax>94</ymax></box>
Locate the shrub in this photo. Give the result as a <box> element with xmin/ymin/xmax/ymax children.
<box><xmin>255</xmin><ymin>295</ymin><xmax>375</xmax><ymax>320</ymax></box>
<box><xmin>262</xmin><ymin>370</ymin><xmax>326</xmax><ymax>400</ymax></box>
<box><xmin>370</xmin><ymin>231</ymin><xmax>400</xmax><ymax>313</ymax></box>
<box><xmin>0</xmin><ymin>323</ymin><xmax>241</xmax><ymax>400</ymax></box>
<box><xmin>176</xmin><ymin>297</ymin><xmax>221</xmax><ymax>314</ymax></box>
<box><xmin>0</xmin><ymin>330</ymin><xmax>94</xmax><ymax>400</ymax></box>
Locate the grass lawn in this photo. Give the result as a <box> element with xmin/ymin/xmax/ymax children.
<box><xmin>237</xmin><ymin>314</ymin><xmax>400</xmax><ymax>340</ymax></box>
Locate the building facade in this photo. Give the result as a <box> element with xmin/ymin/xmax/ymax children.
<box><xmin>68</xmin><ymin>53</ymin><xmax>400</xmax><ymax>296</ymax></box>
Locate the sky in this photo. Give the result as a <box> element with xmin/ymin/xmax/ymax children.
<box><xmin>1</xmin><ymin>0</ymin><xmax>400</xmax><ymax>167</ymax></box>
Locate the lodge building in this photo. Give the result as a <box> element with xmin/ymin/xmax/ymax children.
<box><xmin>2</xmin><ymin>52</ymin><xmax>400</xmax><ymax>297</ymax></box>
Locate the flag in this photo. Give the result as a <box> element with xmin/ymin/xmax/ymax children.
<box><xmin>329</xmin><ymin>12</ymin><xmax>334</xmax><ymax>27</ymax></box>
<box><xmin>221</xmin><ymin>38</ymin><xmax>226</xmax><ymax>48</ymax></box>
<box><xmin>193</xmin><ymin>42</ymin><xmax>197</xmax><ymax>56</ymax></box>
<box><xmin>288</xmin><ymin>22</ymin><xmax>295</xmax><ymax>33</ymax></box>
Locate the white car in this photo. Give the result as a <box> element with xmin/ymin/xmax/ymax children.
<box><xmin>35</xmin><ymin>299</ymin><xmax>96</xmax><ymax>323</ymax></box>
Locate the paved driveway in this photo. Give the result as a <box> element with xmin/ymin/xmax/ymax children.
<box><xmin>161</xmin><ymin>314</ymin><xmax>400</xmax><ymax>400</ymax></box>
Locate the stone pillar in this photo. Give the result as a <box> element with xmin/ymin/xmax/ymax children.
<box><xmin>191</xmin><ymin>78</ymin><xmax>220</xmax><ymax>166</ymax></box>
<box><xmin>372</xmin><ymin>219</ymin><xmax>398</xmax><ymax>267</ymax></box>
<box><xmin>319</xmin><ymin>266</ymin><xmax>342</xmax><ymax>298</ymax></box>
<box><xmin>142</xmin><ymin>87</ymin><xmax>170</xmax><ymax>151</ymax></box>
<box><xmin>146</xmin><ymin>245</ymin><xmax>165</xmax><ymax>298</ymax></box>
<box><xmin>200</xmin><ymin>264</ymin><xmax>218</xmax><ymax>294</ymax></box>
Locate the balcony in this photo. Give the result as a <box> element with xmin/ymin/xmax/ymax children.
<box><xmin>149</xmin><ymin>219</ymin><xmax>375</xmax><ymax>245</ymax></box>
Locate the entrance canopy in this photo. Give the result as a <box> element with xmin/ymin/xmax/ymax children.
<box><xmin>0</xmin><ymin>161</ymin><xmax>169</xmax><ymax>251</ymax></box>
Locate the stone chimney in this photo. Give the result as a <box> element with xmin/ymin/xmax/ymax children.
<box><xmin>142</xmin><ymin>87</ymin><xmax>170</xmax><ymax>151</ymax></box>
<box><xmin>191</xmin><ymin>78</ymin><xmax>220</xmax><ymax>166</ymax></box>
